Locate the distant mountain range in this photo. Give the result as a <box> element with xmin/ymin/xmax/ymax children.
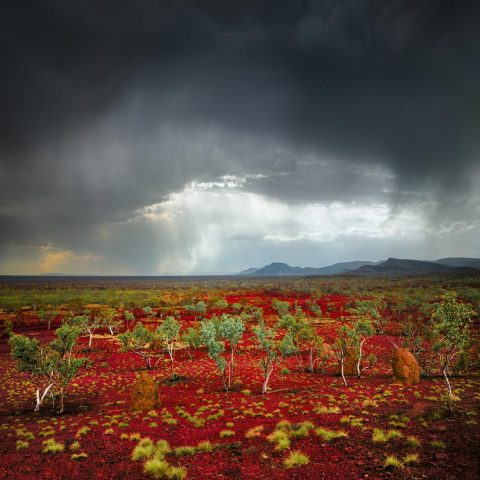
<box><xmin>240</xmin><ymin>257</ymin><xmax>480</xmax><ymax>277</ymax></box>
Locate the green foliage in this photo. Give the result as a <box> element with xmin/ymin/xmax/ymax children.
<box><xmin>272</xmin><ymin>299</ymin><xmax>290</xmax><ymax>316</ymax></box>
<box><xmin>214</xmin><ymin>298</ymin><xmax>229</xmax><ymax>309</ymax></box>
<box><xmin>332</xmin><ymin>325</ymin><xmax>354</xmax><ymax>386</ymax></box>
<box><xmin>65</xmin><ymin>314</ymin><xmax>103</xmax><ymax>349</ymax></box>
<box><xmin>184</xmin><ymin>301</ymin><xmax>206</xmax><ymax>318</ymax></box>
<box><xmin>158</xmin><ymin>316</ymin><xmax>181</xmax><ymax>375</ymax></box>
<box><xmin>201</xmin><ymin>318</ymin><xmax>226</xmax><ymax>371</ymax></box>
<box><xmin>432</xmin><ymin>291</ymin><xmax>473</xmax><ymax>400</ymax></box>
<box><xmin>253</xmin><ymin>320</ymin><xmax>279</xmax><ymax>394</ymax></box>
<box><xmin>181</xmin><ymin>326</ymin><xmax>202</xmax><ymax>356</ymax></box>
<box><xmin>201</xmin><ymin>314</ymin><xmax>244</xmax><ymax>390</ymax></box>
<box><xmin>118</xmin><ymin>322</ymin><xmax>163</xmax><ymax>370</ymax></box>
<box><xmin>9</xmin><ymin>324</ymin><xmax>86</xmax><ymax>413</ymax></box>
<box><xmin>351</xmin><ymin>299</ymin><xmax>386</xmax><ymax>333</ymax></box>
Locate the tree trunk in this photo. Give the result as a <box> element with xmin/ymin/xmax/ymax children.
<box><xmin>340</xmin><ymin>356</ymin><xmax>347</xmax><ymax>387</ymax></box>
<box><xmin>443</xmin><ymin>363</ymin><xmax>452</xmax><ymax>397</ymax></box>
<box><xmin>145</xmin><ymin>355</ymin><xmax>152</xmax><ymax>370</ymax></box>
<box><xmin>88</xmin><ymin>333</ymin><xmax>93</xmax><ymax>349</ymax></box>
<box><xmin>58</xmin><ymin>389</ymin><xmax>65</xmax><ymax>414</ymax></box>
<box><xmin>262</xmin><ymin>364</ymin><xmax>274</xmax><ymax>394</ymax></box>
<box><xmin>356</xmin><ymin>339</ymin><xmax>365</xmax><ymax>378</ymax></box>
<box><xmin>34</xmin><ymin>384</ymin><xmax>53</xmax><ymax>412</ymax></box>
<box><xmin>308</xmin><ymin>348</ymin><xmax>314</xmax><ymax>373</ymax></box>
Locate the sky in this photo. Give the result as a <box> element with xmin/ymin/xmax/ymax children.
<box><xmin>0</xmin><ymin>0</ymin><xmax>479</xmax><ymax>275</ymax></box>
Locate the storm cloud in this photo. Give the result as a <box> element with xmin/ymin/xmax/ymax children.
<box><xmin>1</xmin><ymin>0</ymin><xmax>479</xmax><ymax>274</ymax></box>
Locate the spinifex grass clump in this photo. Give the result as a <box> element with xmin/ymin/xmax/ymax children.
<box><xmin>283</xmin><ymin>450</ymin><xmax>310</xmax><ymax>468</ymax></box>
<box><xmin>174</xmin><ymin>446</ymin><xmax>196</xmax><ymax>456</ymax></box>
<box><xmin>16</xmin><ymin>440</ymin><xmax>29</xmax><ymax>450</ymax></box>
<box><xmin>196</xmin><ymin>441</ymin><xmax>214</xmax><ymax>452</ymax></box>
<box><xmin>42</xmin><ymin>438</ymin><xmax>65</xmax><ymax>454</ymax></box>
<box><xmin>371</xmin><ymin>428</ymin><xmax>402</xmax><ymax>443</ymax></box>
<box><xmin>403</xmin><ymin>453</ymin><xmax>419</xmax><ymax>464</ymax></box>
<box><xmin>132</xmin><ymin>438</ymin><xmax>157</xmax><ymax>461</ymax></box>
<box><xmin>384</xmin><ymin>455</ymin><xmax>403</xmax><ymax>469</ymax></box>
<box><xmin>267</xmin><ymin>420</ymin><xmax>315</xmax><ymax>451</ymax></box>
<box><xmin>71</xmin><ymin>452</ymin><xmax>88</xmax><ymax>461</ymax></box>
<box><xmin>245</xmin><ymin>425</ymin><xmax>264</xmax><ymax>438</ymax></box>
<box><xmin>131</xmin><ymin>438</ymin><xmax>186</xmax><ymax>479</ymax></box>
<box><xmin>406</xmin><ymin>435</ymin><xmax>421</xmax><ymax>447</ymax></box>
<box><xmin>315</xmin><ymin>427</ymin><xmax>348</xmax><ymax>442</ymax></box>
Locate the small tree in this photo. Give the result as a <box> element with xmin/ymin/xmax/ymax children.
<box><xmin>351</xmin><ymin>300</ymin><xmax>385</xmax><ymax>334</ymax></box>
<box><xmin>332</xmin><ymin>325</ymin><xmax>354</xmax><ymax>387</ymax></box>
<box><xmin>253</xmin><ymin>320</ymin><xmax>279</xmax><ymax>394</ymax></box>
<box><xmin>143</xmin><ymin>306</ymin><xmax>156</xmax><ymax>320</ymax></box>
<box><xmin>124</xmin><ymin>310</ymin><xmax>135</xmax><ymax>329</ymax></box>
<box><xmin>118</xmin><ymin>323</ymin><xmax>163</xmax><ymax>370</ymax></box>
<box><xmin>9</xmin><ymin>334</ymin><xmax>53</xmax><ymax>412</ymax></box>
<box><xmin>181</xmin><ymin>325</ymin><xmax>202</xmax><ymax>359</ymax></box>
<box><xmin>102</xmin><ymin>307</ymin><xmax>122</xmax><ymax>336</ymax></box>
<box><xmin>201</xmin><ymin>314</ymin><xmax>245</xmax><ymax>390</ymax></box>
<box><xmin>431</xmin><ymin>292</ymin><xmax>473</xmax><ymax>405</ymax></box>
<box><xmin>306</xmin><ymin>300</ymin><xmax>322</xmax><ymax>318</ymax></box>
<box><xmin>158</xmin><ymin>316</ymin><xmax>181</xmax><ymax>376</ymax></box>
<box><xmin>48</xmin><ymin>324</ymin><xmax>89</xmax><ymax>413</ymax></box>
<box><xmin>185</xmin><ymin>301</ymin><xmax>207</xmax><ymax>320</ymax></box>
<box><xmin>214</xmin><ymin>298</ymin><xmax>229</xmax><ymax>309</ymax></box>
<box><xmin>39</xmin><ymin>309</ymin><xmax>59</xmax><ymax>330</ymax></box>
<box><xmin>350</xmin><ymin>319</ymin><xmax>375</xmax><ymax>378</ymax></box>
<box><xmin>9</xmin><ymin>324</ymin><xmax>87</xmax><ymax>413</ymax></box>
<box><xmin>272</xmin><ymin>299</ymin><xmax>290</xmax><ymax>317</ymax></box>
<box><xmin>232</xmin><ymin>302</ymin><xmax>242</xmax><ymax>312</ymax></box>
<box><xmin>277</xmin><ymin>311</ymin><xmax>326</xmax><ymax>373</ymax></box>
<box><xmin>67</xmin><ymin>313</ymin><xmax>103</xmax><ymax>349</ymax></box>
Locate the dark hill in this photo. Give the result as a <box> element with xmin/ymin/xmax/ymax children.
<box><xmin>350</xmin><ymin>258</ymin><xmax>478</xmax><ymax>276</ymax></box>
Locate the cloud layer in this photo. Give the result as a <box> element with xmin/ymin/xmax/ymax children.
<box><xmin>1</xmin><ymin>1</ymin><xmax>479</xmax><ymax>273</ymax></box>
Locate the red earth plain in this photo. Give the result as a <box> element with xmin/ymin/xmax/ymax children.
<box><xmin>0</xmin><ymin>277</ymin><xmax>479</xmax><ymax>479</ymax></box>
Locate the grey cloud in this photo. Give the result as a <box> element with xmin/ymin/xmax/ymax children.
<box><xmin>1</xmin><ymin>0</ymin><xmax>479</xmax><ymax>272</ymax></box>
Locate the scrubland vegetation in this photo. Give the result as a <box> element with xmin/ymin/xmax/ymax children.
<box><xmin>0</xmin><ymin>274</ymin><xmax>479</xmax><ymax>479</ymax></box>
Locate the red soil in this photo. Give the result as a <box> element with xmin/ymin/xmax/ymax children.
<box><xmin>0</xmin><ymin>291</ymin><xmax>479</xmax><ymax>480</ymax></box>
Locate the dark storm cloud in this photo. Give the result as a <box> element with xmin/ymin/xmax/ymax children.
<box><xmin>1</xmin><ymin>0</ymin><xmax>479</xmax><ymax>271</ymax></box>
